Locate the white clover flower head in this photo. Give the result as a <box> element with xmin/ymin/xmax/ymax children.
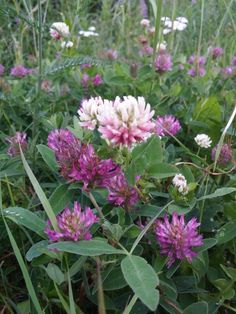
<box><xmin>156</xmin><ymin>41</ymin><xmax>167</xmax><ymax>52</ymax></box>
<box><xmin>172</xmin><ymin>174</ymin><xmax>189</xmax><ymax>195</ymax></box>
<box><xmin>161</xmin><ymin>16</ymin><xmax>188</xmax><ymax>34</ymax></box>
<box><xmin>78</xmin><ymin>97</ymin><xmax>104</xmax><ymax>130</ymax></box>
<box><xmin>50</xmin><ymin>22</ymin><xmax>70</xmax><ymax>40</ymax></box>
<box><xmin>140</xmin><ymin>19</ymin><xmax>150</xmax><ymax>27</ymax></box>
<box><xmin>61</xmin><ymin>41</ymin><xmax>74</xmax><ymax>48</ymax></box>
<box><xmin>194</xmin><ymin>134</ymin><xmax>212</xmax><ymax>148</ymax></box>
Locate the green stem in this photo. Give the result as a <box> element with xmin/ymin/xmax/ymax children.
<box><xmin>88</xmin><ymin>191</ymin><xmax>104</xmax><ymax>219</ymax></box>
<box><xmin>197</xmin><ymin>0</ymin><xmax>204</xmax><ymax>66</ymax></box>
<box><xmin>97</xmin><ymin>257</ymin><xmax>106</xmax><ymax>314</ymax></box>
<box><xmin>123</xmin><ymin>294</ymin><xmax>138</xmax><ymax>314</ymax></box>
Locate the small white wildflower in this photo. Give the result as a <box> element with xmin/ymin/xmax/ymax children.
<box><xmin>88</xmin><ymin>26</ymin><xmax>96</xmax><ymax>32</ymax></box>
<box><xmin>161</xmin><ymin>16</ymin><xmax>188</xmax><ymax>34</ymax></box>
<box><xmin>140</xmin><ymin>19</ymin><xmax>150</xmax><ymax>27</ymax></box>
<box><xmin>172</xmin><ymin>174</ymin><xmax>189</xmax><ymax>195</ymax></box>
<box><xmin>79</xmin><ymin>30</ymin><xmax>99</xmax><ymax>37</ymax></box>
<box><xmin>163</xmin><ymin>28</ymin><xmax>172</xmax><ymax>35</ymax></box>
<box><xmin>61</xmin><ymin>41</ymin><xmax>74</xmax><ymax>48</ymax></box>
<box><xmin>156</xmin><ymin>41</ymin><xmax>167</xmax><ymax>52</ymax></box>
<box><xmin>50</xmin><ymin>22</ymin><xmax>70</xmax><ymax>39</ymax></box>
<box><xmin>194</xmin><ymin>134</ymin><xmax>212</xmax><ymax>148</ymax></box>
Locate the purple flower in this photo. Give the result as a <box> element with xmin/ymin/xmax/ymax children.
<box><xmin>107</xmin><ymin>172</ymin><xmax>139</xmax><ymax>210</ymax></box>
<box><xmin>187</xmin><ymin>67</ymin><xmax>206</xmax><ymax>77</ymax></box>
<box><xmin>155</xmin><ymin>52</ymin><xmax>172</xmax><ymax>73</ymax></box>
<box><xmin>155</xmin><ymin>213</ymin><xmax>203</xmax><ymax>268</ymax></box>
<box><xmin>10</xmin><ymin>65</ymin><xmax>31</xmax><ymax>78</ymax></box>
<box><xmin>70</xmin><ymin>144</ymin><xmax>120</xmax><ymax>190</ymax></box>
<box><xmin>139</xmin><ymin>46</ymin><xmax>154</xmax><ymax>57</ymax></box>
<box><xmin>188</xmin><ymin>55</ymin><xmax>205</xmax><ymax>66</ymax></box>
<box><xmin>211</xmin><ymin>47</ymin><xmax>224</xmax><ymax>58</ymax></box>
<box><xmin>211</xmin><ymin>143</ymin><xmax>232</xmax><ymax>165</ymax></box>
<box><xmin>0</xmin><ymin>64</ymin><xmax>5</xmax><ymax>76</ymax></box>
<box><xmin>231</xmin><ymin>56</ymin><xmax>236</xmax><ymax>66</ymax></box>
<box><xmin>6</xmin><ymin>132</ymin><xmax>27</xmax><ymax>157</ymax></box>
<box><xmin>156</xmin><ymin>115</ymin><xmax>181</xmax><ymax>137</ymax></box>
<box><xmin>92</xmin><ymin>74</ymin><xmax>103</xmax><ymax>86</ymax></box>
<box><xmin>81</xmin><ymin>73</ymin><xmax>90</xmax><ymax>88</ymax></box>
<box><xmin>47</xmin><ymin>129</ymin><xmax>81</xmax><ymax>180</ymax></box>
<box><xmin>222</xmin><ymin>67</ymin><xmax>234</xmax><ymax>76</ymax></box>
<box><xmin>45</xmin><ymin>202</ymin><xmax>99</xmax><ymax>242</ymax></box>
<box><xmin>106</xmin><ymin>49</ymin><xmax>118</xmax><ymax>60</ymax></box>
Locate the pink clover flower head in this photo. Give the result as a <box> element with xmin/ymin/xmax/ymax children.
<box><xmin>47</xmin><ymin>129</ymin><xmax>81</xmax><ymax>179</ymax></box>
<box><xmin>231</xmin><ymin>56</ymin><xmax>236</xmax><ymax>66</ymax></box>
<box><xmin>10</xmin><ymin>65</ymin><xmax>31</xmax><ymax>78</ymax></box>
<box><xmin>156</xmin><ymin>115</ymin><xmax>181</xmax><ymax>137</ymax></box>
<box><xmin>6</xmin><ymin>132</ymin><xmax>27</xmax><ymax>157</ymax></box>
<box><xmin>97</xmin><ymin>96</ymin><xmax>155</xmax><ymax>147</ymax></box>
<box><xmin>155</xmin><ymin>212</ymin><xmax>203</xmax><ymax>268</ymax></box>
<box><xmin>211</xmin><ymin>143</ymin><xmax>232</xmax><ymax>165</ymax></box>
<box><xmin>222</xmin><ymin>67</ymin><xmax>234</xmax><ymax>76</ymax></box>
<box><xmin>92</xmin><ymin>74</ymin><xmax>103</xmax><ymax>86</ymax></box>
<box><xmin>78</xmin><ymin>96</ymin><xmax>104</xmax><ymax>130</ymax></box>
<box><xmin>187</xmin><ymin>67</ymin><xmax>206</xmax><ymax>77</ymax></box>
<box><xmin>81</xmin><ymin>73</ymin><xmax>90</xmax><ymax>88</ymax></box>
<box><xmin>70</xmin><ymin>144</ymin><xmax>120</xmax><ymax>190</ymax></box>
<box><xmin>45</xmin><ymin>202</ymin><xmax>99</xmax><ymax>242</ymax></box>
<box><xmin>0</xmin><ymin>64</ymin><xmax>5</xmax><ymax>76</ymax></box>
<box><xmin>50</xmin><ymin>22</ymin><xmax>70</xmax><ymax>40</ymax></box>
<box><xmin>155</xmin><ymin>52</ymin><xmax>172</xmax><ymax>73</ymax></box>
<box><xmin>188</xmin><ymin>55</ymin><xmax>205</xmax><ymax>66</ymax></box>
<box><xmin>107</xmin><ymin>172</ymin><xmax>139</xmax><ymax>209</ymax></box>
<box><xmin>211</xmin><ymin>47</ymin><xmax>224</xmax><ymax>58</ymax></box>
<box><xmin>140</xmin><ymin>19</ymin><xmax>150</xmax><ymax>28</ymax></box>
<box><xmin>139</xmin><ymin>46</ymin><xmax>154</xmax><ymax>57</ymax></box>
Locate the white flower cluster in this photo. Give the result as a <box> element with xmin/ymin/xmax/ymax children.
<box><xmin>156</xmin><ymin>41</ymin><xmax>167</xmax><ymax>52</ymax></box>
<box><xmin>79</xmin><ymin>26</ymin><xmax>99</xmax><ymax>37</ymax></box>
<box><xmin>194</xmin><ymin>134</ymin><xmax>212</xmax><ymax>148</ymax></box>
<box><xmin>50</xmin><ymin>22</ymin><xmax>70</xmax><ymax>39</ymax></box>
<box><xmin>172</xmin><ymin>174</ymin><xmax>189</xmax><ymax>195</ymax></box>
<box><xmin>61</xmin><ymin>41</ymin><xmax>74</xmax><ymax>49</ymax></box>
<box><xmin>161</xmin><ymin>16</ymin><xmax>188</xmax><ymax>35</ymax></box>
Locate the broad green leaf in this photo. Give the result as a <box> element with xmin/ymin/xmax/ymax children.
<box><xmin>0</xmin><ymin>168</ymin><xmax>25</xmax><ymax>178</ymax></box>
<box><xmin>48</xmin><ymin>239</ymin><xmax>124</xmax><ymax>256</ymax></box>
<box><xmin>3</xmin><ymin>207</ymin><xmax>46</xmax><ymax>237</ymax></box>
<box><xmin>103</xmin><ymin>268</ymin><xmax>127</xmax><ymax>291</ymax></box>
<box><xmin>198</xmin><ymin>187</ymin><xmax>236</xmax><ymax>201</ymax></box>
<box><xmin>213</xmin><ymin>278</ymin><xmax>235</xmax><ymax>300</ymax></box>
<box><xmin>221</xmin><ymin>265</ymin><xmax>236</xmax><ymax>281</ymax></box>
<box><xmin>46</xmin><ymin>263</ymin><xmax>65</xmax><ymax>285</ymax></box>
<box><xmin>26</xmin><ymin>240</ymin><xmax>49</xmax><ymax>262</ymax></box>
<box><xmin>147</xmin><ymin>163</ymin><xmax>179</xmax><ymax>179</ymax></box>
<box><xmin>121</xmin><ymin>255</ymin><xmax>159</xmax><ymax>311</ymax></box>
<box><xmin>37</xmin><ymin>144</ymin><xmax>58</xmax><ymax>172</ymax></box>
<box><xmin>183</xmin><ymin>301</ymin><xmax>208</xmax><ymax>314</ymax></box>
<box><xmin>49</xmin><ymin>184</ymin><xmax>75</xmax><ymax>215</ymax></box>
<box><xmin>216</xmin><ymin>222</ymin><xmax>236</xmax><ymax>244</ymax></box>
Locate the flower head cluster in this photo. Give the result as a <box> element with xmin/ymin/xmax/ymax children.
<box><xmin>50</xmin><ymin>22</ymin><xmax>70</xmax><ymax>40</ymax></box>
<box><xmin>155</xmin><ymin>213</ymin><xmax>203</xmax><ymax>267</ymax></box>
<box><xmin>61</xmin><ymin>41</ymin><xmax>73</xmax><ymax>49</ymax></box>
<box><xmin>187</xmin><ymin>55</ymin><xmax>206</xmax><ymax>77</ymax></box>
<box><xmin>172</xmin><ymin>174</ymin><xmax>189</xmax><ymax>195</ymax></box>
<box><xmin>107</xmin><ymin>172</ymin><xmax>139</xmax><ymax>209</ymax></box>
<box><xmin>47</xmin><ymin>129</ymin><xmax>81</xmax><ymax>179</ymax></box>
<box><xmin>0</xmin><ymin>64</ymin><xmax>5</xmax><ymax>76</ymax></box>
<box><xmin>156</xmin><ymin>115</ymin><xmax>181</xmax><ymax>137</ymax></box>
<box><xmin>161</xmin><ymin>16</ymin><xmax>188</xmax><ymax>34</ymax></box>
<box><xmin>81</xmin><ymin>72</ymin><xmax>103</xmax><ymax>88</ymax></box>
<box><xmin>140</xmin><ymin>19</ymin><xmax>150</xmax><ymax>28</ymax></box>
<box><xmin>155</xmin><ymin>52</ymin><xmax>172</xmax><ymax>73</ymax></box>
<box><xmin>79</xmin><ymin>26</ymin><xmax>99</xmax><ymax>37</ymax></box>
<box><xmin>45</xmin><ymin>202</ymin><xmax>98</xmax><ymax>242</ymax></box>
<box><xmin>70</xmin><ymin>144</ymin><xmax>120</xmax><ymax>190</ymax></box>
<box><xmin>97</xmin><ymin>96</ymin><xmax>155</xmax><ymax>147</ymax></box>
<box><xmin>10</xmin><ymin>65</ymin><xmax>32</xmax><ymax>78</ymax></box>
<box><xmin>211</xmin><ymin>47</ymin><xmax>224</xmax><ymax>59</ymax></box>
<box><xmin>6</xmin><ymin>132</ymin><xmax>28</xmax><ymax>157</ymax></box>
<box><xmin>78</xmin><ymin>97</ymin><xmax>104</xmax><ymax>130</ymax></box>
<box><xmin>211</xmin><ymin>143</ymin><xmax>232</xmax><ymax>165</ymax></box>
<box><xmin>194</xmin><ymin>134</ymin><xmax>212</xmax><ymax>148</ymax></box>
<box><xmin>222</xmin><ymin>67</ymin><xmax>234</xmax><ymax>76</ymax></box>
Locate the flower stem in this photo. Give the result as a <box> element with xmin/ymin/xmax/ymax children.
<box><xmin>96</xmin><ymin>257</ymin><xmax>106</xmax><ymax>314</ymax></box>
<box><xmin>123</xmin><ymin>294</ymin><xmax>138</xmax><ymax>314</ymax></box>
<box><xmin>88</xmin><ymin>191</ymin><xmax>104</xmax><ymax>219</ymax></box>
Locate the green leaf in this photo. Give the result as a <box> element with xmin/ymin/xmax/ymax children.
<box><xmin>103</xmin><ymin>268</ymin><xmax>127</xmax><ymax>291</ymax></box>
<box><xmin>121</xmin><ymin>255</ymin><xmax>159</xmax><ymax>311</ymax></box>
<box><xmin>37</xmin><ymin>144</ymin><xmax>58</xmax><ymax>172</ymax></box>
<box><xmin>216</xmin><ymin>222</ymin><xmax>236</xmax><ymax>244</ymax></box>
<box><xmin>195</xmin><ymin>238</ymin><xmax>217</xmax><ymax>253</ymax></box>
<box><xmin>213</xmin><ymin>278</ymin><xmax>235</xmax><ymax>300</ymax></box>
<box><xmin>3</xmin><ymin>207</ymin><xmax>46</xmax><ymax>237</ymax></box>
<box><xmin>183</xmin><ymin>301</ymin><xmax>208</xmax><ymax>314</ymax></box>
<box><xmin>26</xmin><ymin>240</ymin><xmax>49</xmax><ymax>262</ymax></box>
<box><xmin>221</xmin><ymin>265</ymin><xmax>236</xmax><ymax>281</ymax></box>
<box><xmin>198</xmin><ymin>187</ymin><xmax>236</xmax><ymax>201</ymax></box>
<box><xmin>20</xmin><ymin>148</ymin><xmax>58</xmax><ymax>231</ymax></box>
<box><xmin>46</xmin><ymin>263</ymin><xmax>65</xmax><ymax>285</ymax></box>
<box><xmin>147</xmin><ymin>163</ymin><xmax>179</xmax><ymax>179</ymax></box>
<box><xmin>48</xmin><ymin>239</ymin><xmax>124</xmax><ymax>256</ymax></box>
<box><xmin>49</xmin><ymin>184</ymin><xmax>75</xmax><ymax>215</ymax></box>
